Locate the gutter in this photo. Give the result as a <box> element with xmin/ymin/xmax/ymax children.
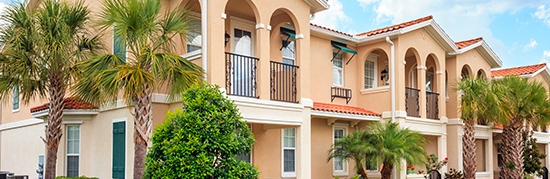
<box><xmin>201</xmin><ymin>0</ymin><xmax>208</xmax><ymax>79</ymax></box>
<box><xmin>385</xmin><ymin>36</ymin><xmax>396</xmax><ymax>123</ymax></box>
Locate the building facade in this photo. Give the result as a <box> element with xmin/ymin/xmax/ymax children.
<box><xmin>3</xmin><ymin>0</ymin><xmax>548</xmax><ymax>179</ymax></box>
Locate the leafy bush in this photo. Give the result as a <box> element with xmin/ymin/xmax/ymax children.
<box><xmin>444</xmin><ymin>168</ymin><xmax>464</xmax><ymax>179</ymax></box>
<box><xmin>144</xmin><ymin>83</ymin><xmax>258</xmax><ymax>179</ymax></box>
<box><xmin>54</xmin><ymin>176</ymin><xmax>98</xmax><ymax>179</ymax></box>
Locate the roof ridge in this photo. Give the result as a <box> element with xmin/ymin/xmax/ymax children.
<box><xmin>356</xmin><ymin>15</ymin><xmax>433</xmax><ymax>37</ymax></box>
<box><xmin>310</xmin><ymin>23</ymin><xmax>353</xmax><ymax>37</ymax></box>
<box><xmin>455</xmin><ymin>37</ymin><xmax>483</xmax><ymax>49</ymax></box>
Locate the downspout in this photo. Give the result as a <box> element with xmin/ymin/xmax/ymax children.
<box><xmin>385</xmin><ymin>36</ymin><xmax>395</xmax><ymax>122</ymax></box>
<box><xmin>201</xmin><ymin>0</ymin><xmax>208</xmax><ymax>79</ymax></box>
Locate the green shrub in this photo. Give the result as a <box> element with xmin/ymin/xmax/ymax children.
<box><xmin>144</xmin><ymin>83</ymin><xmax>259</xmax><ymax>179</ymax></box>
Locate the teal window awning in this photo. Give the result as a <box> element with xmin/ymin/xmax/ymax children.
<box><xmin>280</xmin><ymin>27</ymin><xmax>296</xmax><ymax>50</ymax></box>
<box><xmin>331</xmin><ymin>41</ymin><xmax>356</xmax><ymax>65</ymax></box>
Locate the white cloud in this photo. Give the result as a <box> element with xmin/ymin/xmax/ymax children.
<box><xmin>534</xmin><ymin>5</ymin><xmax>550</xmax><ymax>27</ymax></box>
<box><xmin>523</xmin><ymin>39</ymin><xmax>538</xmax><ymax>51</ymax></box>
<box><xmin>544</xmin><ymin>50</ymin><xmax>550</xmax><ymax>58</ymax></box>
<box><xmin>310</xmin><ymin>0</ymin><xmax>353</xmax><ymax>31</ymax></box>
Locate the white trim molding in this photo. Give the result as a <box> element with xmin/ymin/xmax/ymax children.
<box><xmin>0</xmin><ymin>118</ymin><xmax>43</xmax><ymax>131</ymax></box>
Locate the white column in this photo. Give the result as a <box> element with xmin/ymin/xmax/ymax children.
<box><xmin>298</xmin><ymin>99</ymin><xmax>312</xmax><ymax>179</ymax></box>
<box><xmin>438</xmin><ymin>134</ymin><xmax>448</xmax><ymax>173</ymax></box>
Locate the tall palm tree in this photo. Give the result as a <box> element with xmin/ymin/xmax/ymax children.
<box><xmin>369</xmin><ymin>121</ymin><xmax>428</xmax><ymax>179</ymax></box>
<box><xmin>492</xmin><ymin>76</ymin><xmax>550</xmax><ymax>179</ymax></box>
<box><xmin>328</xmin><ymin>130</ymin><xmax>373</xmax><ymax>179</ymax></box>
<box><xmin>72</xmin><ymin>0</ymin><xmax>203</xmax><ymax>178</ymax></box>
<box><xmin>0</xmin><ymin>1</ymin><xmax>99</xmax><ymax>179</ymax></box>
<box><xmin>455</xmin><ymin>77</ymin><xmax>499</xmax><ymax>179</ymax></box>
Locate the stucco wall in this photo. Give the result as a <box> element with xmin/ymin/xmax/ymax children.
<box><xmin>0</xmin><ymin>122</ymin><xmax>45</xmax><ymax>176</ymax></box>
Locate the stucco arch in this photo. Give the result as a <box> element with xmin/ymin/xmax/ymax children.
<box><xmin>178</xmin><ymin>0</ymin><xmax>201</xmax><ymax>12</ymax></box>
<box><xmin>405</xmin><ymin>48</ymin><xmax>421</xmax><ymax>88</ymax></box>
<box><xmin>362</xmin><ymin>48</ymin><xmax>390</xmax><ymax>88</ymax></box>
<box><xmin>477</xmin><ymin>69</ymin><xmax>487</xmax><ymax>80</ymax></box>
<box><xmin>461</xmin><ymin>65</ymin><xmax>473</xmax><ymax>79</ymax></box>
<box><xmin>268</xmin><ymin>8</ymin><xmax>301</xmax><ymax>34</ymax></box>
<box><xmin>224</xmin><ymin>0</ymin><xmax>260</xmax><ymax>23</ymax></box>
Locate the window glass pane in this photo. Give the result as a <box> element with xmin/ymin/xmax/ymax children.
<box><xmin>67</xmin><ymin>156</ymin><xmax>79</xmax><ymax>177</ymax></box>
<box><xmin>334</xmin><ymin>129</ymin><xmax>344</xmax><ymax>140</ymax></box>
<box><xmin>236</xmin><ymin>153</ymin><xmax>251</xmax><ymax>163</ymax></box>
<box><xmin>67</xmin><ymin>126</ymin><xmax>80</xmax><ymax>155</ymax></box>
<box><xmin>12</xmin><ymin>86</ymin><xmax>19</xmax><ymax>110</ymax></box>
<box><xmin>282</xmin><ymin>41</ymin><xmax>295</xmax><ymax>58</ymax></box>
<box><xmin>186</xmin><ymin>17</ymin><xmax>201</xmax><ymax>53</ymax></box>
<box><xmin>333</xmin><ymin>52</ymin><xmax>343</xmax><ymax>68</ymax></box>
<box><xmin>333</xmin><ymin>52</ymin><xmax>343</xmax><ymax>86</ymax></box>
<box><xmin>334</xmin><ymin>158</ymin><xmax>344</xmax><ymax>171</ymax></box>
<box><xmin>284</xmin><ymin>149</ymin><xmax>295</xmax><ymax>172</ymax></box>
<box><xmin>283</xmin><ymin>128</ymin><xmax>295</xmax><ymax>148</ymax></box>
<box><xmin>364</xmin><ymin>60</ymin><xmax>375</xmax><ymax>88</ymax></box>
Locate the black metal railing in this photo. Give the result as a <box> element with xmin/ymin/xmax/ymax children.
<box><xmin>405</xmin><ymin>87</ymin><xmax>420</xmax><ymax>117</ymax></box>
<box><xmin>426</xmin><ymin>91</ymin><xmax>439</xmax><ymax>120</ymax></box>
<box><xmin>542</xmin><ymin>125</ymin><xmax>548</xmax><ymax>133</ymax></box>
<box><xmin>331</xmin><ymin>87</ymin><xmax>352</xmax><ymax>104</ymax></box>
<box><xmin>270</xmin><ymin>61</ymin><xmax>299</xmax><ymax>103</ymax></box>
<box><xmin>477</xmin><ymin>119</ymin><xmax>488</xmax><ymax>125</ymax></box>
<box><xmin>225</xmin><ymin>52</ymin><xmax>259</xmax><ymax>98</ymax></box>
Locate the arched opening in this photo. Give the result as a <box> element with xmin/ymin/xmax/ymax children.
<box><xmin>404</xmin><ymin>48</ymin><xmax>421</xmax><ymax>117</ymax></box>
<box><xmin>224</xmin><ymin>0</ymin><xmax>259</xmax><ymax>98</ymax></box>
<box><xmin>461</xmin><ymin>65</ymin><xmax>472</xmax><ymax>79</ymax></box>
<box><xmin>177</xmin><ymin>0</ymin><xmax>201</xmax><ymax>55</ymax></box>
<box><xmin>477</xmin><ymin>69</ymin><xmax>487</xmax><ymax>80</ymax></box>
<box><xmin>268</xmin><ymin>8</ymin><xmax>300</xmax><ymax>102</ymax></box>
<box><xmin>425</xmin><ymin>54</ymin><xmax>439</xmax><ymax>119</ymax></box>
<box><xmin>364</xmin><ymin>49</ymin><xmax>390</xmax><ymax>89</ymax></box>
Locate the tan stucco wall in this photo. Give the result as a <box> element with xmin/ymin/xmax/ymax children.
<box><xmin>0</xmin><ymin>123</ymin><xmax>45</xmax><ymax>176</ymax></box>
<box><xmin>252</xmin><ymin>123</ymin><xmax>283</xmax><ymax>178</ymax></box>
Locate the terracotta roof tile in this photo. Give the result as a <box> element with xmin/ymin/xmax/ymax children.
<box><xmin>310</xmin><ymin>23</ymin><xmax>353</xmax><ymax>37</ymax></box>
<box><xmin>30</xmin><ymin>97</ymin><xmax>98</xmax><ymax>113</ymax></box>
<box><xmin>356</xmin><ymin>15</ymin><xmax>433</xmax><ymax>37</ymax></box>
<box><xmin>312</xmin><ymin>102</ymin><xmax>380</xmax><ymax>117</ymax></box>
<box><xmin>455</xmin><ymin>37</ymin><xmax>483</xmax><ymax>49</ymax></box>
<box><xmin>491</xmin><ymin>63</ymin><xmax>546</xmax><ymax>77</ymax></box>
<box><xmin>494</xmin><ymin>124</ymin><xmax>503</xmax><ymax>130</ymax></box>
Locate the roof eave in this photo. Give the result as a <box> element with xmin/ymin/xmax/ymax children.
<box><xmin>448</xmin><ymin>41</ymin><xmax>502</xmax><ymax>68</ymax></box>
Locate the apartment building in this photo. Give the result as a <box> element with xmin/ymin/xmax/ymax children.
<box><xmin>0</xmin><ymin>0</ymin><xmax>529</xmax><ymax>179</ymax></box>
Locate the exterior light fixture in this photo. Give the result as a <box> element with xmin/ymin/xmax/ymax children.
<box><xmin>224</xmin><ymin>32</ymin><xmax>230</xmax><ymax>47</ymax></box>
<box><xmin>381</xmin><ymin>69</ymin><xmax>388</xmax><ymax>82</ymax></box>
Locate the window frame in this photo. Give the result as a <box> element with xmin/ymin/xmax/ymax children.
<box><xmin>66</xmin><ymin>125</ymin><xmax>80</xmax><ymax>177</ymax></box>
<box><xmin>282</xmin><ymin>128</ymin><xmax>296</xmax><ymax>178</ymax></box>
<box><xmin>333</xmin><ymin>49</ymin><xmax>344</xmax><ymax>87</ymax></box>
<box><xmin>332</xmin><ymin>124</ymin><xmax>348</xmax><ymax>175</ymax></box>
<box><xmin>364</xmin><ymin>54</ymin><xmax>379</xmax><ymax>89</ymax></box>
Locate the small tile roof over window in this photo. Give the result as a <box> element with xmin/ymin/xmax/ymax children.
<box><xmin>494</xmin><ymin>124</ymin><xmax>503</xmax><ymax>130</ymax></box>
<box><xmin>310</xmin><ymin>23</ymin><xmax>353</xmax><ymax>37</ymax></box>
<box><xmin>491</xmin><ymin>63</ymin><xmax>546</xmax><ymax>77</ymax></box>
<box><xmin>30</xmin><ymin>97</ymin><xmax>98</xmax><ymax>113</ymax></box>
<box><xmin>455</xmin><ymin>37</ymin><xmax>483</xmax><ymax>49</ymax></box>
<box><xmin>312</xmin><ymin>102</ymin><xmax>380</xmax><ymax>117</ymax></box>
<box><xmin>356</xmin><ymin>15</ymin><xmax>433</xmax><ymax>37</ymax></box>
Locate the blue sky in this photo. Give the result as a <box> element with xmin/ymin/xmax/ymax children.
<box><xmin>310</xmin><ymin>0</ymin><xmax>550</xmax><ymax>69</ymax></box>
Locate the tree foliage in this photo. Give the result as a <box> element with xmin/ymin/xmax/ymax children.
<box><xmin>523</xmin><ymin>130</ymin><xmax>546</xmax><ymax>176</ymax></box>
<box><xmin>144</xmin><ymin>83</ymin><xmax>258</xmax><ymax>179</ymax></box>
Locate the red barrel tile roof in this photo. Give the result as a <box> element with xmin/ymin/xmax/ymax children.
<box><xmin>491</xmin><ymin>63</ymin><xmax>546</xmax><ymax>77</ymax></box>
<box><xmin>356</xmin><ymin>15</ymin><xmax>433</xmax><ymax>37</ymax></box>
<box><xmin>312</xmin><ymin>102</ymin><xmax>380</xmax><ymax>117</ymax></box>
<box><xmin>310</xmin><ymin>23</ymin><xmax>353</xmax><ymax>37</ymax></box>
<box><xmin>30</xmin><ymin>97</ymin><xmax>98</xmax><ymax>113</ymax></box>
<box><xmin>455</xmin><ymin>37</ymin><xmax>483</xmax><ymax>49</ymax></box>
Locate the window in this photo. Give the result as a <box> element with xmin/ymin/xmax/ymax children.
<box><xmin>113</xmin><ymin>27</ymin><xmax>126</xmax><ymax>60</ymax></box>
<box><xmin>186</xmin><ymin>17</ymin><xmax>201</xmax><ymax>53</ymax></box>
<box><xmin>497</xmin><ymin>143</ymin><xmax>502</xmax><ymax>168</ymax></box>
<box><xmin>333</xmin><ymin>127</ymin><xmax>347</xmax><ymax>173</ymax></box>
<box><xmin>12</xmin><ymin>85</ymin><xmax>19</xmax><ymax>110</ymax></box>
<box><xmin>66</xmin><ymin>125</ymin><xmax>80</xmax><ymax>177</ymax></box>
<box><xmin>364</xmin><ymin>54</ymin><xmax>378</xmax><ymax>89</ymax></box>
<box><xmin>365</xmin><ymin>158</ymin><xmax>378</xmax><ymax>171</ymax></box>
<box><xmin>283</xmin><ymin>128</ymin><xmax>296</xmax><ymax>177</ymax></box>
<box><xmin>333</xmin><ymin>51</ymin><xmax>343</xmax><ymax>86</ymax></box>
<box><xmin>282</xmin><ymin>40</ymin><xmax>295</xmax><ymax>66</ymax></box>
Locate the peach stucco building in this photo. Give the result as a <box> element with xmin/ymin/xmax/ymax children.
<box><xmin>3</xmin><ymin>0</ymin><xmax>549</xmax><ymax>179</ymax></box>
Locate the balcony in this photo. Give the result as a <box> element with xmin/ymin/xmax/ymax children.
<box><xmin>225</xmin><ymin>52</ymin><xmax>259</xmax><ymax>98</ymax></box>
<box><xmin>426</xmin><ymin>91</ymin><xmax>439</xmax><ymax>120</ymax></box>
<box><xmin>331</xmin><ymin>87</ymin><xmax>352</xmax><ymax>104</ymax></box>
<box><xmin>270</xmin><ymin>61</ymin><xmax>299</xmax><ymax>103</ymax></box>
<box><xmin>405</xmin><ymin>87</ymin><xmax>420</xmax><ymax>117</ymax></box>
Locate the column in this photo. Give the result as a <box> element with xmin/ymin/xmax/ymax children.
<box><xmin>418</xmin><ymin>66</ymin><xmax>427</xmax><ymax>118</ymax></box>
<box><xmin>256</xmin><ymin>23</ymin><xmax>270</xmax><ymax>100</ymax></box>
<box><xmin>297</xmin><ymin>100</ymin><xmax>312</xmax><ymax>179</ymax></box>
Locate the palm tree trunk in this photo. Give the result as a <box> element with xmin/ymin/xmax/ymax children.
<box><xmin>355</xmin><ymin>161</ymin><xmax>369</xmax><ymax>179</ymax></box>
<box><xmin>462</xmin><ymin>119</ymin><xmax>476</xmax><ymax>179</ymax></box>
<box><xmin>380</xmin><ymin>163</ymin><xmax>393</xmax><ymax>179</ymax></box>
<box><xmin>44</xmin><ymin>74</ymin><xmax>66</xmax><ymax>179</ymax></box>
<box><xmin>500</xmin><ymin>120</ymin><xmax>524</xmax><ymax>179</ymax></box>
<box><xmin>132</xmin><ymin>86</ymin><xmax>153</xmax><ymax>179</ymax></box>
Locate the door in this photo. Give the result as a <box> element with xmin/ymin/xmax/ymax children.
<box><xmin>231</xmin><ymin>27</ymin><xmax>255</xmax><ymax>96</ymax></box>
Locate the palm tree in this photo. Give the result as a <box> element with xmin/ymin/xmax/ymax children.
<box><xmin>369</xmin><ymin>121</ymin><xmax>428</xmax><ymax>179</ymax></box>
<box><xmin>492</xmin><ymin>76</ymin><xmax>550</xmax><ymax>179</ymax></box>
<box><xmin>72</xmin><ymin>0</ymin><xmax>203</xmax><ymax>178</ymax></box>
<box><xmin>328</xmin><ymin>130</ymin><xmax>373</xmax><ymax>179</ymax></box>
<box><xmin>455</xmin><ymin>77</ymin><xmax>499</xmax><ymax>179</ymax></box>
<box><xmin>0</xmin><ymin>1</ymin><xmax>99</xmax><ymax>179</ymax></box>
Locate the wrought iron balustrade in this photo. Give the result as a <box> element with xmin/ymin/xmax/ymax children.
<box><xmin>331</xmin><ymin>87</ymin><xmax>352</xmax><ymax>104</ymax></box>
<box><xmin>426</xmin><ymin>91</ymin><xmax>439</xmax><ymax>120</ymax></box>
<box><xmin>225</xmin><ymin>52</ymin><xmax>259</xmax><ymax>98</ymax></box>
<box><xmin>270</xmin><ymin>61</ymin><xmax>299</xmax><ymax>103</ymax></box>
<box><xmin>405</xmin><ymin>87</ymin><xmax>420</xmax><ymax>117</ymax></box>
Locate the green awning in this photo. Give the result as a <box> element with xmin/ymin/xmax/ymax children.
<box><xmin>332</xmin><ymin>43</ymin><xmax>357</xmax><ymax>54</ymax></box>
<box><xmin>331</xmin><ymin>41</ymin><xmax>357</xmax><ymax>65</ymax></box>
<box><xmin>281</xmin><ymin>28</ymin><xmax>296</xmax><ymax>40</ymax></box>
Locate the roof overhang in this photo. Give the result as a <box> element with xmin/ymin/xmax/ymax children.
<box><xmin>31</xmin><ymin>109</ymin><xmax>99</xmax><ymax>120</ymax></box>
<box><xmin>311</xmin><ymin>110</ymin><xmax>380</xmax><ymax>122</ymax></box>
<box><xmin>304</xmin><ymin>0</ymin><xmax>329</xmax><ymax>13</ymax></box>
<box><xmin>448</xmin><ymin>40</ymin><xmax>503</xmax><ymax>68</ymax></box>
